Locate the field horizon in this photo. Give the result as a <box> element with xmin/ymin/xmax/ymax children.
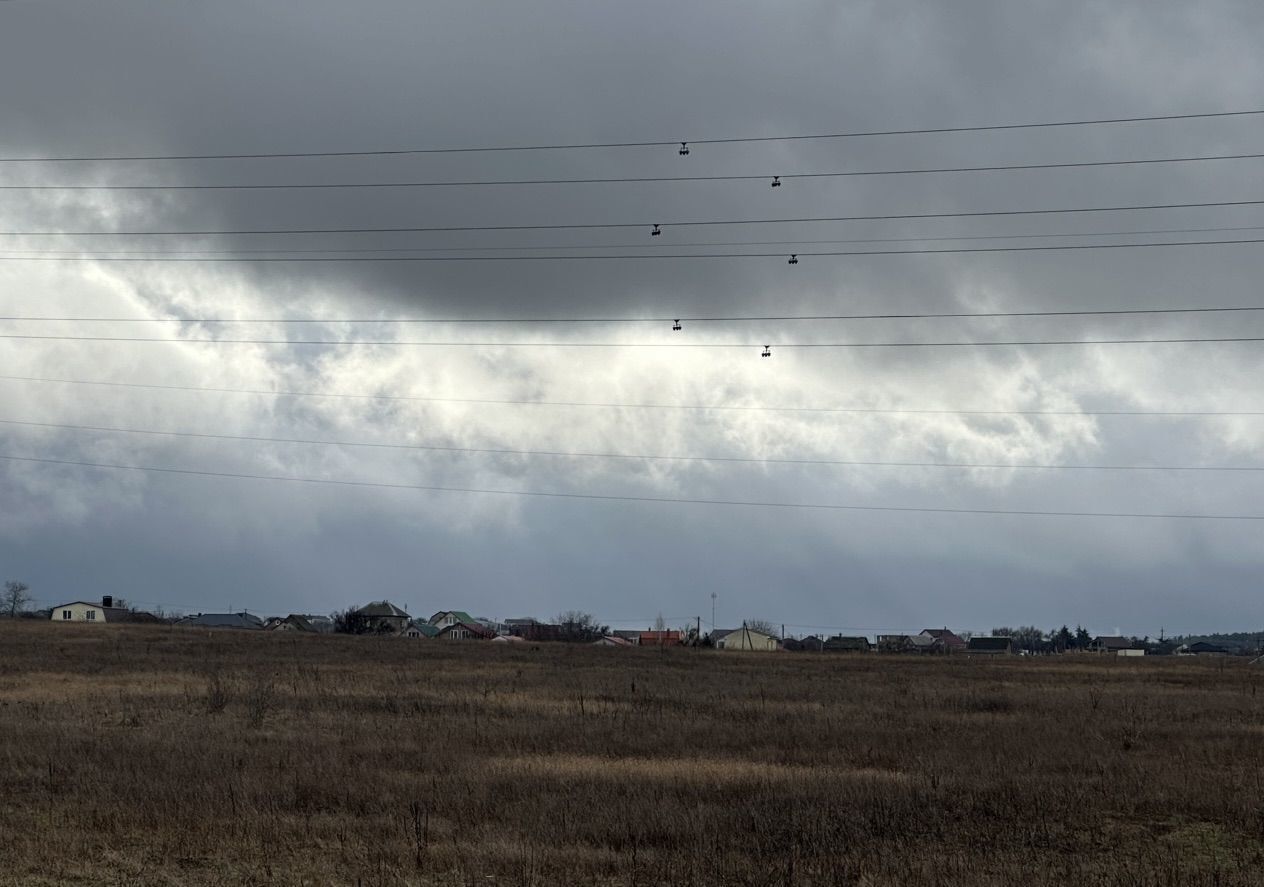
<box><xmin>1</xmin><ymin>621</ymin><xmax>1261</xmax><ymax>886</ymax></box>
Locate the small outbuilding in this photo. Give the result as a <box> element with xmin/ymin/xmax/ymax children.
<box><xmin>966</xmin><ymin>636</ymin><xmax>1013</xmax><ymax>655</ymax></box>
<box><xmin>714</xmin><ymin>625</ymin><xmax>779</xmax><ymax>651</ymax></box>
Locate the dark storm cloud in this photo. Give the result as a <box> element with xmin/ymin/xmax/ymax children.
<box><xmin>2</xmin><ymin>0</ymin><xmax>1264</xmax><ymax>634</ymax></box>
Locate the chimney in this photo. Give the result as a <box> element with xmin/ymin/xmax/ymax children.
<box><xmin>102</xmin><ymin>595</ymin><xmax>113</xmax><ymax>609</ymax></box>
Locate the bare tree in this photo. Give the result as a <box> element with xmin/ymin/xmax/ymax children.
<box><xmin>3</xmin><ymin>580</ymin><xmax>31</xmax><ymax>618</ymax></box>
<box><xmin>745</xmin><ymin>619</ymin><xmax>778</xmax><ymax>636</ymax></box>
<box><xmin>556</xmin><ymin>610</ymin><xmax>607</xmax><ymax>642</ymax></box>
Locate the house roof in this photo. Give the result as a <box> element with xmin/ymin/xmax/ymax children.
<box><xmin>267</xmin><ymin>614</ymin><xmax>315</xmax><ymax>631</ymax></box>
<box><xmin>177</xmin><ymin>612</ymin><xmax>264</xmax><ymax>629</ymax></box>
<box><xmin>639</xmin><ymin>630</ymin><xmax>682</xmax><ymax>644</ymax></box>
<box><xmin>438</xmin><ymin>621</ymin><xmax>494</xmax><ymax>639</ymax></box>
<box><xmin>921</xmin><ymin>628</ymin><xmax>966</xmax><ymax>646</ymax></box>
<box><xmin>907</xmin><ymin>634</ymin><xmax>937</xmax><ymax>649</ymax></box>
<box><xmin>1185</xmin><ymin>641</ymin><xmax>1230</xmax><ymax>654</ymax></box>
<box><xmin>354</xmin><ymin>601</ymin><xmax>410</xmax><ymax>619</ymax></box>
<box><xmin>594</xmin><ymin>635</ymin><xmax>632</xmax><ymax>646</ymax></box>
<box><xmin>825</xmin><ymin>635</ymin><xmax>871</xmax><ymax>650</ymax></box>
<box><xmin>967</xmin><ymin>636</ymin><xmax>1012</xmax><ymax>652</ymax></box>
<box><xmin>105</xmin><ymin>609</ymin><xmax>161</xmax><ymax>624</ymax></box>
<box><xmin>405</xmin><ymin>621</ymin><xmax>440</xmax><ymax>637</ymax></box>
<box><xmin>429</xmin><ymin>610</ymin><xmax>475</xmax><ymax>625</ymax></box>
<box><xmin>1093</xmin><ymin>635</ymin><xmax>1132</xmax><ymax>650</ymax></box>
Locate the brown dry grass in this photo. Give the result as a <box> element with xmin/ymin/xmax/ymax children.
<box><xmin>1</xmin><ymin>622</ymin><xmax>1262</xmax><ymax>886</ymax></box>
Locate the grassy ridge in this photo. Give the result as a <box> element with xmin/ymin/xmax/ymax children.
<box><xmin>1</xmin><ymin>622</ymin><xmax>1262</xmax><ymax>885</ymax></box>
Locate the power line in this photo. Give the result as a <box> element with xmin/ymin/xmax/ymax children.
<box><xmin>5</xmin><ymin>452</ymin><xmax>1264</xmax><ymax>520</ymax></box>
<box><xmin>6</xmin><ymin>197</ymin><xmax>1264</xmax><ymax>237</ymax></box>
<box><xmin>5</xmin><ymin>150</ymin><xmax>1264</xmax><ymax>190</ymax></box>
<box><xmin>6</xmin><ymin>416</ymin><xmax>1262</xmax><ymax>472</ymax></box>
<box><xmin>3</xmin><ymin>304</ymin><xmax>1262</xmax><ymax>325</ymax></box>
<box><xmin>1</xmin><ymin>108</ymin><xmax>1260</xmax><ymax>163</ymax></box>
<box><xmin>4</xmin><ymin>223</ymin><xmax>1264</xmax><ymax>256</ymax></box>
<box><xmin>2</xmin><ymin>374</ymin><xmax>1260</xmax><ymax>417</ymax></box>
<box><xmin>5</xmin><ymin>238</ymin><xmax>1264</xmax><ymax>262</ymax></box>
<box><xmin>3</xmin><ymin>333</ymin><xmax>1264</xmax><ymax>348</ymax></box>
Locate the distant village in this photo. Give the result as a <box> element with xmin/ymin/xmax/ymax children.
<box><xmin>25</xmin><ymin>591</ymin><xmax>1262</xmax><ymax>658</ymax></box>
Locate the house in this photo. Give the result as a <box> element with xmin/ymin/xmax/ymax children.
<box><xmin>1182</xmin><ymin>641</ymin><xmax>1230</xmax><ymax>656</ymax></box>
<box><xmin>714</xmin><ymin>626</ymin><xmax>779</xmax><ymax>651</ymax></box>
<box><xmin>509</xmin><ymin>622</ymin><xmax>565</xmax><ymax>642</ymax></box>
<box><xmin>593</xmin><ymin>635</ymin><xmax>633</xmax><ymax>647</ymax></box>
<box><xmin>350</xmin><ymin>601</ymin><xmax>411</xmax><ymax>634</ymax></box>
<box><xmin>176</xmin><ymin>612</ymin><xmax>264</xmax><ymax>630</ymax></box>
<box><xmin>877</xmin><ymin>634</ymin><xmax>914</xmax><ymax>653</ymax></box>
<box><xmin>823</xmin><ymin>635</ymin><xmax>871</xmax><ymax>653</ymax></box>
<box><xmin>50</xmin><ymin>595</ymin><xmax>159</xmax><ymax>625</ymax></box>
<box><xmin>920</xmin><ymin>628</ymin><xmax>967</xmax><ymax>654</ymax></box>
<box><xmin>611</xmin><ymin>629</ymin><xmax>642</xmax><ymax>644</ymax></box>
<box><xmin>429</xmin><ymin>610</ymin><xmax>477</xmax><ymax>629</ymax></box>
<box><xmin>708</xmin><ymin>628</ymin><xmax>737</xmax><ymax>646</ymax></box>
<box><xmin>638</xmin><ymin>630</ymin><xmax>682</xmax><ymax>646</ymax></box>
<box><xmin>401</xmin><ymin>621</ymin><xmax>440</xmax><ymax>639</ymax></box>
<box><xmin>906</xmin><ymin>634</ymin><xmax>938</xmax><ymax>654</ymax></box>
<box><xmin>302</xmin><ymin>615</ymin><xmax>335</xmax><ymax>633</ymax></box>
<box><xmin>437</xmin><ymin>621</ymin><xmax>494</xmax><ymax>641</ymax></box>
<box><xmin>966</xmin><ymin>636</ymin><xmax>1013</xmax><ymax>655</ymax></box>
<box><xmin>267</xmin><ymin>614</ymin><xmax>315</xmax><ymax>632</ymax></box>
<box><xmin>1091</xmin><ymin>636</ymin><xmax>1133</xmax><ymax>654</ymax></box>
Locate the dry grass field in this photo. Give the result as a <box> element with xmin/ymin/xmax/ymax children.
<box><xmin>1</xmin><ymin>622</ymin><xmax>1262</xmax><ymax>886</ymax></box>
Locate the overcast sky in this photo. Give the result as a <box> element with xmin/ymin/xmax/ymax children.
<box><xmin>1</xmin><ymin>0</ymin><xmax>1263</xmax><ymax>636</ymax></box>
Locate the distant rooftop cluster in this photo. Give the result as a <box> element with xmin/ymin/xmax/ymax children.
<box><xmin>31</xmin><ymin>597</ymin><xmax>1259</xmax><ymax>658</ymax></box>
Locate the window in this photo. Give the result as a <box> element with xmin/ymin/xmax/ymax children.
<box><xmin>85</xmin><ymin>610</ymin><xmax>96</xmax><ymax>621</ymax></box>
<box><xmin>62</xmin><ymin>610</ymin><xmax>72</xmax><ymax>620</ymax></box>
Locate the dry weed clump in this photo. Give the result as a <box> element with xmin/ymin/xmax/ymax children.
<box><xmin>0</xmin><ymin>622</ymin><xmax>1261</xmax><ymax>886</ymax></box>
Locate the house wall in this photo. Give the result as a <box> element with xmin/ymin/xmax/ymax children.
<box><xmin>51</xmin><ymin>603</ymin><xmax>106</xmax><ymax>623</ymax></box>
<box><xmin>718</xmin><ymin>630</ymin><xmax>778</xmax><ymax>651</ymax></box>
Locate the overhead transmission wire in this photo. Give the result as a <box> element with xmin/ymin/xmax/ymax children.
<box><xmin>1</xmin><ymin>374</ymin><xmax>1260</xmax><ymax>418</ymax></box>
<box><xmin>7</xmin><ymin>197</ymin><xmax>1264</xmax><ymax>238</ymax></box>
<box><xmin>3</xmin><ymin>304</ymin><xmax>1263</xmax><ymax>325</ymax></box>
<box><xmin>0</xmin><ymin>108</ymin><xmax>1260</xmax><ymax>162</ymax></box>
<box><xmin>3</xmin><ymin>333</ymin><xmax>1264</xmax><ymax>348</ymax></box>
<box><xmin>5</xmin><ymin>416</ymin><xmax>1262</xmax><ymax>473</ymax></box>
<box><xmin>7</xmin><ymin>224</ymin><xmax>1264</xmax><ymax>259</ymax></box>
<box><xmin>8</xmin><ymin>238</ymin><xmax>1264</xmax><ymax>262</ymax></box>
<box><xmin>5</xmin><ymin>453</ymin><xmax>1264</xmax><ymax>521</ymax></box>
<box><xmin>4</xmin><ymin>150</ymin><xmax>1264</xmax><ymax>191</ymax></box>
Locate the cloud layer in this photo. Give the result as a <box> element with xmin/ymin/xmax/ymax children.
<box><xmin>2</xmin><ymin>0</ymin><xmax>1263</xmax><ymax>635</ymax></box>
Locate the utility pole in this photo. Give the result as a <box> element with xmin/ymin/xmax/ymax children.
<box><xmin>695</xmin><ymin>615</ymin><xmax>701</xmax><ymax>644</ymax></box>
<box><xmin>711</xmin><ymin>592</ymin><xmax>717</xmax><ymax>634</ymax></box>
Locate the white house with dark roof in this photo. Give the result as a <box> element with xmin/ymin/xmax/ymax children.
<box><xmin>50</xmin><ymin>595</ymin><xmax>156</xmax><ymax>624</ymax></box>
